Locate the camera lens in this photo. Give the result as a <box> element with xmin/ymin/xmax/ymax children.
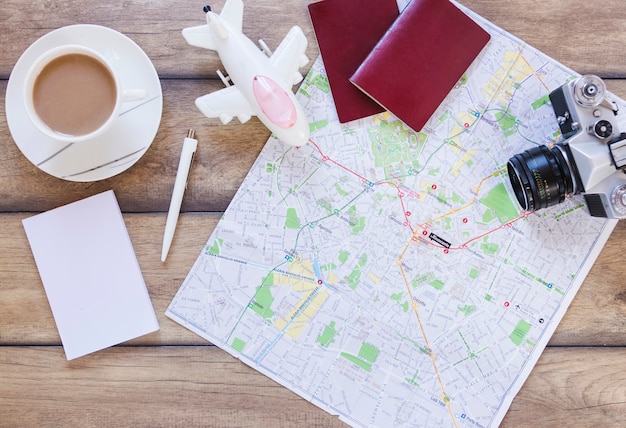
<box><xmin>507</xmin><ymin>144</ymin><xmax>576</xmax><ymax>211</ymax></box>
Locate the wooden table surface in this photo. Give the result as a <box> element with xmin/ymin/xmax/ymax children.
<box><xmin>1</xmin><ymin>0</ymin><xmax>625</xmax><ymax>426</ymax></box>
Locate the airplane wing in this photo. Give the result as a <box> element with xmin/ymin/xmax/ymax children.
<box><xmin>195</xmin><ymin>85</ymin><xmax>255</xmax><ymax>124</ymax></box>
<box><xmin>269</xmin><ymin>26</ymin><xmax>309</xmax><ymax>87</ymax></box>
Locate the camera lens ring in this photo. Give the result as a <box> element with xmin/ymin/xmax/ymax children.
<box><xmin>507</xmin><ymin>144</ymin><xmax>577</xmax><ymax>212</ymax></box>
<box><xmin>507</xmin><ymin>155</ymin><xmax>536</xmax><ymax>211</ymax></box>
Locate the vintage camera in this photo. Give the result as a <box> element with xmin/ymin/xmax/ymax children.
<box><xmin>507</xmin><ymin>74</ymin><xmax>626</xmax><ymax>219</ymax></box>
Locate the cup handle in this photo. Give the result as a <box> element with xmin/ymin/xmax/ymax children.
<box><xmin>121</xmin><ymin>89</ymin><xmax>149</xmax><ymax>102</ymax></box>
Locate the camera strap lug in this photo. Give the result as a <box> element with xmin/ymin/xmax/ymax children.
<box><xmin>601</xmin><ymin>98</ymin><xmax>619</xmax><ymax>115</ymax></box>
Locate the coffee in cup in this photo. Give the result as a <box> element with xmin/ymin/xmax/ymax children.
<box><xmin>24</xmin><ymin>45</ymin><xmax>147</xmax><ymax>143</ymax></box>
<box><xmin>33</xmin><ymin>52</ymin><xmax>117</xmax><ymax>137</ymax></box>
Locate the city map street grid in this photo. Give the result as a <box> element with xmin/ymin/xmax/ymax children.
<box><xmin>166</xmin><ymin>3</ymin><xmax>619</xmax><ymax>427</ymax></box>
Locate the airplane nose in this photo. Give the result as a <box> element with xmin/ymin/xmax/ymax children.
<box><xmin>203</xmin><ymin>5</ymin><xmax>212</xmax><ymax>13</ymax></box>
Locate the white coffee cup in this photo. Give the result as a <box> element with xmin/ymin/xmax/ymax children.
<box><xmin>23</xmin><ymin>44</ymin><xmax>148</xmax><ymax>143</ymax></box>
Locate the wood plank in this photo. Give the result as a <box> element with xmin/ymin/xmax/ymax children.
<box><xmin>4</xmin><ymin>78</ymin><xmax>626</xmax><ymax>213</ymax></box>
<box><xmin>461</xmin><ymin>0</ymin><xmax>626</xmax><ymax>77</ymax></box>
<box><xmin>1</xmin><ymin>212</ymin><xmax>625</xmax><ymax>347</ymax></box>
<box><xmin>0</xmin><ymin>0</ymin><xmax>320</xmax><ymax>80</ymax></box>
<box><xmin>0</xmin><ymin>79</ymin><xmax>270</xmax><ymax>213</ymax></box>
<box><xmin>0</xmin><ymin>212</ymin><xmax>216</xmax><ymax>345</ymax></box>
<box><xmin>502</xmin><ymin>347</ymin><xmax>626</xmax><ymax>427</ymax></box>
<box><xmin>0</xmin><ymin>346</ymin><xmax>624</xmax><ymax>427</ymax></box>
<box><xmin>2</xmin><ymin>0</ymin><xmax>626</xmax><ymax>79</ymax></box>
<box><xmin>0</xmin><ymin>346</ymin><xmax>346</xmax><ymax>427</ymax></box>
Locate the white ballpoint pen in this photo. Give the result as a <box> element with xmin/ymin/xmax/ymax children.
<box><xmin>161</xmin><ymin>129</ymin><xmax>198</xmax><ymax>262</ymax></box>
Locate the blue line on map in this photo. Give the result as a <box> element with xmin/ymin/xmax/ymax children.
<box><xmin>255</xmin><ymin>262</ymin><xmax>325</xmax><ymax>364</ymax></box>
<box><xmin>255</xmin><ymin>285</ymin><xmax>323</xmax><ymax>363</ymax></box>
<box><xmin>313</xmin><ymin>257</ymin><xmax>323</xmax><ymax>280</ymax></box>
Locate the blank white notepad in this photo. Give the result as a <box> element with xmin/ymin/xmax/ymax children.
<box><xmin>22</xmin><ymin>190</ymin><xmax>159</xmax><ymax>360</ymax></box>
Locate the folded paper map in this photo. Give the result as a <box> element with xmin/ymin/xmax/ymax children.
<box><xmin>167</xmin><ymin>1</ymin><xmax>621</xmax><ymax>426</ymax></box>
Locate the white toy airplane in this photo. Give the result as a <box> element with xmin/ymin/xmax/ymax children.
<box><xmin>182</xmin><ymin>0</ymin><xmax>310</xmax><ymax>146</ymax></box>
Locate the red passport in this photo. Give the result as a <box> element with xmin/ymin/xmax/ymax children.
<box><xmin>308</xmin><ymin>0</ymin><xmax>399</xmax><ymax>123</ymax></box>
<box><xmin>350</xmin><ymin>0</ymin><xmax>491</xmax><ymax>132</ymax></box>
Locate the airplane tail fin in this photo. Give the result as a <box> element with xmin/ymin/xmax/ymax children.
<box><xmin>219</xmin><ymin>0</ymin><xmax>243</xmax><ymax>33</ymax></box>
<box><xmin>182</xmin><ymin>0</ymin><xmax>244</xmax><ymax>50</ymax></box>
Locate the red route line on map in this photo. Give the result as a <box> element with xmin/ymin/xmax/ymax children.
<box><xmin>337</xmin><ymin>43</ymin><xmax>540</xmax><ymax>425</ymax></box>
<box><xmin>309</xmin><ymin>139</ymin><xmax>369</xmax><ymax>182</ymax></box>
<box><xmin>307</xmin><ymin>137</ymin><xmax>526</xmax><ymax>425</ymax></box>
<box><xmin>379</xmin><ymin>180</ymin><xmax>416</xmax><ymax>233</ymax></box>
<box><xmin>308</xmin><ymin>138</ymin><xmax>519</xmax><ymax>248</ymax></box>
<box><xmin>416</xmin><ymin>211</ymin><xmax>531</xmax><ymax>253</ymax></box>
<box><xmin>308</xmin><ymin>139</ymin><xmax>416</xmax><ymax>230</ymax></box>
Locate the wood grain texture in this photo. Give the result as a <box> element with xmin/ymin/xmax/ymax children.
<box><xmin>0</xmin><ymin>80</ymin><xmax>271</xmax><ymax>213</ymax></box>
<box><xmin>0</xmin><ymin>347</ymin><xmax>624</xmax><ymax>427</ymax></box>
<box><xmin>1</xmin><ymin>213</ymin><xmax>625</xmax><ymax>347</ymax></box>
<box><xmin>1</xmin><ymin>0</ymin><xmax>625</xmax><ymax>426</ymax></box>
<box><xmin>0</xmin><ymin>347</ymin><xmax>347</xmax><ymax>427</ymax></box>
<box><xmin>0</xmin><ymin>0</ymin><xmax>320</xmax><ymax>80</ymax></box>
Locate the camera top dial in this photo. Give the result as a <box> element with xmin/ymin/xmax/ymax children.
<box><xmin>573</xmin><ymin>74</ymin><xmax>606</xmax><ymax>107</ymax></box>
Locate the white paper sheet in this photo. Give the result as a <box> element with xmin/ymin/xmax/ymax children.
<box><xmin>23</xmin><ymin>190</ymin><xmax>159</xmax><ymax>360</ymax></box>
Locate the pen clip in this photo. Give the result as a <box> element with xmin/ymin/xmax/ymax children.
<box><xmin>185</xmin><ymin>150</ymin><xmax>196</xmax><ymax>191</ymax></box>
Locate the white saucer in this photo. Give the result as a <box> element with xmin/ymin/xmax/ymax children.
<box><xmin>6</xmin><ymin>25</ymin><xmax>163</xmax><ymax>182</ymax></box>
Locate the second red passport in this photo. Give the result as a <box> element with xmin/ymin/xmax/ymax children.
<box><xmin>350</xmin><ymin>0</ymin><xmax>491</xmax><ymax>132</ymax></box>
